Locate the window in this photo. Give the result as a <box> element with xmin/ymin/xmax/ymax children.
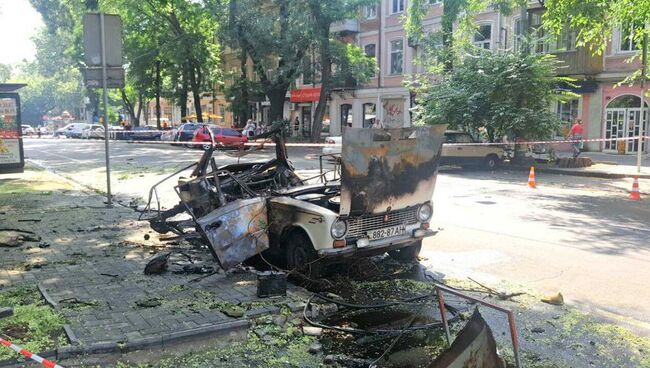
<box><xmin>363</xmin><ymin>103</ymin><xmax>376</xmax><ymax>128</ymax></box>
<box><xmin>341</xmin><ymin>104</ymin><xmax>353</xmax><ymax>128</ymax></box>
<box><xmin>513</xmin><ymin>17</ymin><xmax>522</xmax><ymax>51</ymax></box>
<box><xmin>364</xmin><ymin>6</ymin><xmax>376</xmax><ymax>19</ymax></box>
<box><xmin>619</xmin><ymin>24</ymin><xmax>641</xmax><ymax>52</ymax></box>
<box><xmin>473</xmin><ymin>24</ymin><xmax>492</xmax><ymax>50</ymax></box>
<box><xmin>223</xmin><ymin>128</ymin><xmax>241</xmax><ymax>137</ymax></box>
<box><xmin>390</xmin><ymin>39</ymin><xmax>404</xmax><ymax>75</ymax></box>
<box><xmin>557</xmin><ymin>99</ymin><xmax>579</xmax><ymax>123</ymax></box>
<box><xmin>364</xmin><ymin>44</ymin><xmax>376</xmax><ymax>76</ymax></box>
<box><xmin>555</xmin><ymin>26</ymin><xmax>576</xmax><ymax>51</ymax></box>
<box><xmin>391</xmin><ymin>0</ymin><xmax>404</xmax><ymax>14</ymax></box>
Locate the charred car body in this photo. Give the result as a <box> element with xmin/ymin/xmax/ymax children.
<box><xmin>144</xmin><ymin>125</ymin><xmax>446</xmax><ymax>272</ymax></box>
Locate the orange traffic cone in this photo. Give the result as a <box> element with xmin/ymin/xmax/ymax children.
<box><xmin>630</xmin><ymin>176</ymin><xmax>641</xmax><ymax>201</ymax></box>
<box><xmin>528</xmin><ymin>166</ymin><xmax>536</xmax><ymax>188</ymax></box>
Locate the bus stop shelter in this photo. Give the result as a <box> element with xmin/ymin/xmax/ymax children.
<box><xmin>0</xmin><ymin>83</ymin><xmax>26</xmax><ymax>173</ymax></box>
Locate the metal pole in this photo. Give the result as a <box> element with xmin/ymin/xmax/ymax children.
<box><xmin>637</xmin><ymin>25</ymin><xmax>648</xmax><ymax>173</ymax></box>
<box><xmin>100</xmin><ymin>12</ymin><xmax>113</xmax><ymax>206</ymax></box>
<box><xmin>435</xmin><ymin>287</ymin><xmax>452</xmax><ymax>346</ymax></box>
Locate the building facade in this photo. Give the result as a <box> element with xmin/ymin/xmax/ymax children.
<box><xmin>314</xmin><ymin>1</ymin><xmax>648</xmax><ymax>153</ymax></box>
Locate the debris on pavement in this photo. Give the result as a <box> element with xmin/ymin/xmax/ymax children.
<box><xmin>541</xmin><ymin>292</ymin><xmax>565</xmax><ymax>306</ymax></box>
<box><xmin>0</xmin><ymin>228</ymin><xmax>41</xmax><ymax>247</ymax></box>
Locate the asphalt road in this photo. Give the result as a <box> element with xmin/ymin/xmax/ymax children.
<box><xmin>22</xmin><ymin>138</ymin><xmax>650</xmax><ymax>336</ymax></box>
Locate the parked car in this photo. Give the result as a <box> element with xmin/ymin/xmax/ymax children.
<box><xmin>125</xmin><ymin>126</ymin><xmax>162</xmax><ymax>142</ymax></box>
<box><xmin>440</xmin><ymin>131</ymin><xmax>504</xmax><ymax>169</ymax></box>
<box><xmin>81</xmin><ymin>124</ymin><xmax>105</xmax><ymax>139</ymax></box>
<box><xmin>192</xmin><ymin>125</ymin><xmax>248</xmax><ymax>150</ymax></box>
<box><xmin>21</xmin><ymin>125</ymin><xmax>36</xmax><ymax>136</ymax></box>
<box><xmin>161</xmin><ymin>128</ymin><xmax>177</xmax><ymax>143</ymax></box>
<box><xmin>175</xmin><ymin>123</ymin><xmax>200</xmax><ymax>145</ymax></box>
<box><xmin>55</xmin><ymin>123</ymin><xmax>89</xmax><ymax>138</ymax></box>
<box><xmin>322</xmin><ymin>136</ymin><xmax>342</xmax><ymax>155</ymax></box>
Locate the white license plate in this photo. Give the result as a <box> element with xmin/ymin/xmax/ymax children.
<box><xmin>367</xmin><ymin>225</ymin><xmax>407</xmax><ymax>241</ymax></box>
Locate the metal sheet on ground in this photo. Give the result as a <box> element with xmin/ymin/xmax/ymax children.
<box><xmin>340</xmin><ymin>126</ymin><xmax>446</xmax><ymax>216</ymax></box>
<box><xmin>430</xmin><ymin>309</ymin><xmax>504</xmax><ymax>368</ymax></box>
<box><xmin>196</xmin><ymin>197</ymin><xmax>269</xmax><ymax>269</ymax></box>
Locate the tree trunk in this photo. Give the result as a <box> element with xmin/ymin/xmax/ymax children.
<box><xmin>189</xmin><ymin>62</ymin><xmax>203</xmax><ymax>123</ymax></box>
<box><xmin>120</xmin><ymin>88</ymin><xmax>138</xmax><ymax>126</ymax></box>
<box><xmin>311</xmin><ymin>33</ymin><xmax>332</xmax><ymax>142</ymax></box>
<box><xmin>268</xmin><ymin>86</ymin><xmax>287</xmax><ymax>123</ymax></box>
<box><xmin>180</xmin><ymin>64</ymin><xmax>189</xmax><ymax>122</ymax></box>
<box><xmin>155</xmin><ymin>60</ymin><xmax>162</xmax><ymax>129</ymax></box>
<box><xmin>237</xmin><ymin>50</ymin><xmax>249</xmax><ymax>127</ymax></box>
<box><xmin>136</xmin><ymin>93</ymin><xmax>143</xmax><ymax>126</ymax></box>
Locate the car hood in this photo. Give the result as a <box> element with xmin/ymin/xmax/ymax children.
<box><xmin>339</xmin><ymin>125</ymin><xmax>446</xmax><ymax>216</ymax></box>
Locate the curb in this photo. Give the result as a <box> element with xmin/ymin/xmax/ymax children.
<box><xmin>0</xmin><ymin>319</ymin><xmax>250</xmax><ymax>367</ymax></box>
<box><xmin>508</xmin><ymin>165</ymin><xmax>650</xmax><ymax>179</ymax></box>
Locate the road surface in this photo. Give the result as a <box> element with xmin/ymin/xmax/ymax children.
<box><xmin>22</xmin><ymin>138</ymin><xmax>650</xmax><ymax>336</ymax></box>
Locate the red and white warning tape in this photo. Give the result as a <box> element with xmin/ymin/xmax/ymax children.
<box><xmin>0</xmin><ymin>337</ymin><xmax>64</xmax><ymax>368</ymax></box>
<box><xmin>10</xmin><ymin>134</ymin><xmax>650</xmax><ymax>149</ymax></box>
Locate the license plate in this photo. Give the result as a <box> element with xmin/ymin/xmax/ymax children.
<box><xmin>367</xmin><ymin>225</ymin><xmax>407</xmax><ymax>241</ymax></box>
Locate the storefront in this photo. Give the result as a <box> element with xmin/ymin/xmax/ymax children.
<box><xmin>290</xmin><ymin>87</ymin><xmax>328</xmax><ymax>138</ymax></box>
<box><xmin>0</xmin><ymin>84</ymin><xmax>26</xmax><ymax>174</ymax></box>
<box><xmin>602</xmin><ymin>84</ymin><xmax>649</xmax><ymax>154</ymax></box>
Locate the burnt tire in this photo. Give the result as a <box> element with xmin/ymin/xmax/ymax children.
<box><xmin>285</xmin><ymin>230</ymin><xmax>322</xmax><ymax>278</ymax></box>
<box><xmin>388</xmin><ymin>240</ymin><xmax>422</xmax><ymax>262</ymax></box>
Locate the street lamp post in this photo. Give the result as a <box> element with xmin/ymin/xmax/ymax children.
<box><xmin>637</xmin><ymin>25</ymin><xmax>648</xmax><ymax>174</ymax></box>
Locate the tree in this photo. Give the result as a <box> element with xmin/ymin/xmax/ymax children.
<box><xmin>10</xmin><ymin>28</ymin><xmax>85</xmax><ymax>124</ymax></box>
<box><xmin>215</xmin><ymin>0</ymin><xmax>312</xmax><ymax>123</ymax></box>
<box><xmin>0</xmin><ymin>64</ymin><xmax>11</xmax><ymax>83</ymax></box>
<box><xmin>543</xmin><ymin>0</ymin><xmax>648</xmax><ymax>94</ymax></box>
<box><xmin>303</xmin><ymin>0</ymin><xmax>376</xmax><ymax>141</ymax></box>
<box><xmin>411</xmin><ymin>50</ymin><xmax>575</xmax><ymax>143</ymax></box>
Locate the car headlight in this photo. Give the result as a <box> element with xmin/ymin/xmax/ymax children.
<box><xmin>330</xmin><ymin>219</ymin><xmax>348</xmax><ymax>239</ymax></box>
<box><xmin>417</xmin><ymin>203</ymin><xmax>433</xmax><ymax>222</ymax></box>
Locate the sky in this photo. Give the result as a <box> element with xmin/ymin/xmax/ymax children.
<box><xmin>0</xmin><ymin>0</ymin><xmax>44</xmax><ymax>65</ymax></box>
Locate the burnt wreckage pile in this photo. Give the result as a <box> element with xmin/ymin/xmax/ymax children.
<box><xmin>143</xmin><ymin>126</ymin><xmax>446</xmax><ymax>273</ymax></box>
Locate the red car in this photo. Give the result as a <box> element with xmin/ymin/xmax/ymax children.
<box><xmin>192</xmin><ymin>125</ymin><xmax>248</xmax><ymax>150</ymax></box>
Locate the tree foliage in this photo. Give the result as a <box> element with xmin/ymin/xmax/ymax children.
<box><xmin>412</xmin><ymin>50</ymin><xmax>575</xmax><ymax>141</ymax></box>
<box><xmin>544</xmin><ymin>0</ymin><xmax>649</xmax><ymax>55</ymax></box>
<box><xmin>0</xmin><ymin>64</ymin><xmax>11</xmax><ymax>83</ymax></box>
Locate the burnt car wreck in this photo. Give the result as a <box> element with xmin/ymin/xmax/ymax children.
<box><xmin>143</xmin><ymin>126</ymin><xmax>446</xmax><ymax>273</ymax></box>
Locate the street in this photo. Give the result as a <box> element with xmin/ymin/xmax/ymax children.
<box><xmin>23</xmin><ymin>138</ymin><xmax>650</xmax><ymax>337</ymax></box>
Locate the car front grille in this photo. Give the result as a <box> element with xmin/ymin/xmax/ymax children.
<box><xmin>346</xmin><ymin>207</ymin><xmax>419</xmax><ymax>239</ymax></box>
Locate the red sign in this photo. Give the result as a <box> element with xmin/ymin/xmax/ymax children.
<box><xmin>290</xmin><ymin>87</ymin><xmax>322</xmax><ymax>102</ymax></box>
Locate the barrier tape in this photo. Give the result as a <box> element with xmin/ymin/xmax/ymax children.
<box><xmin>10</xmin><ymin>134</ymin><xmax>650</xmax><ymax>149</ymax></box>
<box><xmin>0</xmin><ymin>337</ymin><xmax>64</xmax><ymax>368</ymax></box>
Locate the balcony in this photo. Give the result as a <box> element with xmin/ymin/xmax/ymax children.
<box><xmin>330</xmin><ymin>19</ymin><xmax>359</xmax><ymax>35</ymax></box>
<box><xmin>553</xmin><ymin>47</ymin><xmax>603</xmax><ymax>76</ymax></box>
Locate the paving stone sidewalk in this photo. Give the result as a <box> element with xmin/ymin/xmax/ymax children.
<box><xmin>0</xmin><ymin>168</ymin><xmax>307</xmax><ymax>354</ymax></box>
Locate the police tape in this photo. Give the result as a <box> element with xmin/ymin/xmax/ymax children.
<box><xmin>12</xmin><ymin>134</ymin><xmax>650</xmax><ymax>149</ymax></box>
<box><xmin>0</xmin><ymin>337</ymin><xmax>64</xmax><ymax>368</ymax></box>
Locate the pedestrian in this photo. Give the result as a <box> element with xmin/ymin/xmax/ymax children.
<box><xmin>568</xmin><ymin>118</ymin><xmax>584</xmax><ymax>158</ymax></box>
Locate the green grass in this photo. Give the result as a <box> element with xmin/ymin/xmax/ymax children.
<box><xmin>116</xmin><ymin>318</ymin><xmax>320</xmax><ymax>368</ymax></box>
<box><xmin>0</xmin><ymin>286</ymin><xmax>67</xmax><ymax>361</ymax></box>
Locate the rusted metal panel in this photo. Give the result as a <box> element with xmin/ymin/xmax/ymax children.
<box><xmin>196</xmin><ymin>197</ymin><xmax>269</xmax><ymax>269</ymax></box>
<box><xmin>339</xmin><ymin>126</ymin><xmax>446</xmax><ymax>216</ymax></box>
<box><xmin>430</xmin><ymin>309</ymin><xmax>504</xmax><ymax>368</ymax></box>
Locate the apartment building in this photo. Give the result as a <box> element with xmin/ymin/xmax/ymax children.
<box><xmin>291</xmin><ymin>1</ymin><xmax>647</xmax><ymax>152</ymax></box>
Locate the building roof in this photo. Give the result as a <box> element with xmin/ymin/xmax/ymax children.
<box><xmin>0</xmin><ymin>83</ymin><xmax>27</xmax><ymax>92</ymax></box>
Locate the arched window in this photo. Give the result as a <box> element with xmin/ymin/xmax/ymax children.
<box><xmin>607</xmin><ymin>95</ymin><xmax>649</xmax><ymax>109</ymax></box>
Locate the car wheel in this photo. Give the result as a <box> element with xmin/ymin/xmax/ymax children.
<box><xmin>484</xmin><ymin>154</ymin><xmax>499</xmax><ymax>170</ymax></box>
<box><xmin>184</xmin><ymin>143</ymin><xmax>194</xmax><ymax>149</ymax></box>
<box><xmin>285</xmin><ymin>230</ymin><xmax>321</xmax><ymax>278</ymax></box>
<box><xmin>202</xmin><ymin>142</ymin><xmax>212</xmax><ymax>151</ymax></box>
<box><xmin>388</xmin><ymin>240</ymin><xmax>422</xmax><ymax>262</ymax></box>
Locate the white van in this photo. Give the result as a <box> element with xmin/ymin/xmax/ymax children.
<box><xmin>56</xmin><ymin>123</ymin><xmax>89</xmax><ymax>139</ymax></box>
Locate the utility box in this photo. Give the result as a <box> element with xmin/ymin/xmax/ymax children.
<box><xmin>0</xmin><ymin>84</ymin><xmax>26</xmax><ymax>174</ymax></box>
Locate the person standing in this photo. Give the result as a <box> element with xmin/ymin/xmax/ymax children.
<box><xmin>568</xmin><ymin>118</ymin><xmax>584</xmax><ymax>158</ymax></box>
